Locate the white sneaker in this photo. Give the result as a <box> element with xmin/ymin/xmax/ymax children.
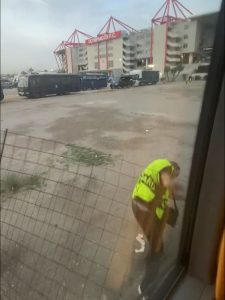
<box><xmin>138</xmin><ymin>284</ymin><xmax>147</xmax><ymax>300</ymax></box>
<box><xmin>135</xmin><ymin>234</ymin><xmax>146</xmax><ymax>253</ymax></box>
<box><xmin>138</xmin><ymin>284</ymin><xmax>142</xmax><ymax>295</ymax></box>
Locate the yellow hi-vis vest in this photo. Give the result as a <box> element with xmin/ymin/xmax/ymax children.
<box><xmin>132</xmin><ymin>159</ymin><xmax>172</xmax><ymax>220</ymax></box>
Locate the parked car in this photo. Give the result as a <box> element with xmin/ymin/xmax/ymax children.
<box><xmin>1</xmin><ymin>79</ymin><xmax>13</xmax><ymax>89</ymax></box>
<box><xmin>0</xmin><ymin>86</ymin><xmax>4</xmax><ymax>101</ymax></box>
<box><xmin>129</xmin><ymin>70</ymin><xmax>160</xmax><ymax>85</ymax></box>
<box><xmin>110</xmin><ymin>75</ymin><xmax>134</xmax><ymax>89</ymax></box>
<box><xmin>12</xmin><ymin>76</ymin><xmax>19</xmax><ymax>88</ymax></box>
<box><xmin>189</xmin><ymin>63</ymin><xmax>209</xmax><ymax>81</ymax></box>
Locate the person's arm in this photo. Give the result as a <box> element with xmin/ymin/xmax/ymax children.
<box><xmin>155</xmin><ymin>190</ymin><xmax>170</xmax><ymax>220</ymax></box>
<box><xmin>162</xmin><ymin>189</ymin><xmax>170</xmax><ymax>201</ymax></box>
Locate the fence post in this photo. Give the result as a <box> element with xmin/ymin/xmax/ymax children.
<box><xmin>0</xmin><ymin>128</ymin><xmax>8</xmax><ymax>163</ymax></box>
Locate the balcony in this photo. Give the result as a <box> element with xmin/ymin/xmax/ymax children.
<box><xmin>123</xmin><ymin>60</ymin><xmax>136</xmax><ymax>68</ymax></box>
<box><xmin>123</xmin><ymin>60</ymin><xmax>136</xmax><ymax>66</ymax></box>
<box><xmin>79</xmin><ymin>62</ymin><xmax>88</xmax><ymax>67</ymax></box>
<box><xmin>122</xmin><ymin>46</ymin><xmax>135</xmax><ymax>54</ymax></box>
<box><xmin>123</xmin><ymin>47</ymin><xmax>136</xmax><ymax>52</ymax></box>
<box><xmin>167</xmin><ymin>40</ymin><xmax>181</xmax><ymax>48</ymax></box>
<box><xmin>123</xmin><ymin>52</ymin><xmax>135</xmax><ymax>59</ymax></box>
<box><xmin>123</xmin><ymin>65</ymin><xmax>135</xmax><ymax>73</ymax></box>
<box><xmin>123</xmin><ymin>57</ymin><xmax>136</xmax><ymax>63</ymax></box>
<box><xmin>123</xmin><ymin>40</ymin><xmax>132</xmax><ymax>47</ymax></box>
<box><xmin>166</xmin><ymin>56</ymin><xmax>181</xmax><ymax>63</ymax></box>
<box><xmin>167</xmin><ymin>49</ymin><xmax>181</xmax><ymax>56</ymax></box>
<box><xmin>136</xmin><ymin>42</ymin><xmax>144</xmax><ymax>48</ymax></box>
<box><xmin>167</xmin><ymin>31</ymin><xmax>181</xmax><ymax>39</ymax></box>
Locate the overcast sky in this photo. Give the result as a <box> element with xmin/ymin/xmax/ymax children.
<box><xmin>1</xmin><ymin>0</ymin><xmax>221</xmax><ymax>74</ymax></box>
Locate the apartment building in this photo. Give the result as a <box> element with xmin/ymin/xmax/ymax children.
<box><xmin>65</xmin><ymin>45</ymin><xmax>88</xmax><ymax>74</ymax></box>
<box><xmin>57</xmin><ymin>12</ymin><xmax>218</xmax><ymax>75</ymax></box>
<box><xmin>85</xmin><ymin>29</ymin><xmax>151</xmax><ymax>74</ymax></box>
<box><xmin>152</xmin><ymin>12</ymin><xmax>218</xmax><ymax>73</ymax></box>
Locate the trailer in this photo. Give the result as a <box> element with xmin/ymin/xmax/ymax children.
<box><xmin>129</xmin><ymin>70</ymin><xmax>159</xmax><ymax>86</ymax></box>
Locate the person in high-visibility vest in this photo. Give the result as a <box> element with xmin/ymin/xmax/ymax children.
<box><xmin>132</xmin><ymin>159</ymin><xmax>180</xmax><ymax>298</ymax></box>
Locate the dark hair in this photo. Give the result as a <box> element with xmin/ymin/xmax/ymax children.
<box><xmin>160</xmin><ymin>161</ymin><xmax>180</xmax><ymax>178</ymax></box>
<box><xmin>170</xmin><ymin>161</ymin><xmax>180</xmax><ymax>178</ymax></box>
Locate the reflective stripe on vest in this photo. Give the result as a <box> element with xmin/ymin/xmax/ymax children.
<box><xmin>132</xmin><ymin>159</ymin><xmax>172</xmax><ymax>220</ymax></box>
<box><xmin>156</xmin><ymin>207</ymin><xmax>164</xmax><ymax>219</ymax></box>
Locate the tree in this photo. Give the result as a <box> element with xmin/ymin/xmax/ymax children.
<box><xmin>28</xmin><ymin>68</ymin><xmax>34</xmax><ymax>73</ymax></box>
<box><xmin>164</xmin><ymin>64</ymin><xmax>184</xmax><ymax>82</ymax></box>
<box><xmin>164</xmin><ymin>66</ymin><xmax>170</xmax><ymax>82</ymax></box>
<box><xmin>170</xmin><ymin>64</ymin><xmax>184</xmax><ymax>81</ymax></box>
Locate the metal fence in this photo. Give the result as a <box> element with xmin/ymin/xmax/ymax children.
<box><xmin>1</xmin><ymin>130</ymin><xmax>145</xmax><ymax>300</ymax></box>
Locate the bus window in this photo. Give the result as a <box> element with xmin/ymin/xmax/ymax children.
<box><xmin>61</xmin><ymin>76</ymin><xmax>71</xmax><ymax>85</ymax></box>
<box><xmin>18</xmin><ymin>76</ymin><xmax>28</xmax><ymax>88</ymax></box>
<box><xmin>1</xmin><ymin>1</ymin><xmax>223</xmax><ymax>300</ymax></box>
<box><xmin>30</xmin><ymin>78</ymin><xmax>39</xmax><ymax>87</ymax></box>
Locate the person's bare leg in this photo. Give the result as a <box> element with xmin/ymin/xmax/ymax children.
<box><xmin>140</xmin><ymin>219</ymin><xmax>165</xmax><ymax>297</ymax></box>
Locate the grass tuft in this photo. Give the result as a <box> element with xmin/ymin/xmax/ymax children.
<box><xmin>1</xmin><ymin>174</ymin><xmax>43</xmax><ymax>194</ymax></box>
<box><xmin>63</xmin><ymin>144</ymin><xmax>113</xmax><ymax>167</ymax></box>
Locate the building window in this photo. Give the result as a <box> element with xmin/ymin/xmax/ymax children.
<box><xmin>184</xmin><ymin>24</ymin><xmax>189</xmax><ymax>30</ymax></box>
<box><xmin>183</xmin><ymin>43</ymin><xmax>188</xmax><ymax>49</ymax></box>
<box><xmin>136</xmin><ymin>35</ymin><xmax>144</xmax><ymax>40</ymax></box>
<box><xmin>108</xmin><ymin>61</ymin><xmax>114</xmax><ymax>68</ymax></box>
<box><xmin>184</xmin><ymin>34</ymin><xmax>188</xmax><ymax>39</ymax></box>
<box><xmin>94</xmin><ymin>63</ymin><xmax>99</xmax><ymax>69</ymax></box>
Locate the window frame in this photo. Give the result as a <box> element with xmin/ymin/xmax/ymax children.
<box><xmin>144</xmin><ymin>2</ymin><xmax>224</xmax><ymax>299</ymax></box>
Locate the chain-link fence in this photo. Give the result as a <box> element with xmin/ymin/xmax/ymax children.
<box><xmin>1</xmin><ymin>130</ymin><xmax>148</xmax><ymax>300</ymax></box>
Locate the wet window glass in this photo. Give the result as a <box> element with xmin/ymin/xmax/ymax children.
<box><xmin>0</xmin><ymin>1</ymin><xmax>221</xmax><ymax>300</ymax></box>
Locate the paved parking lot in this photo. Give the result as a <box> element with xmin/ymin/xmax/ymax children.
<box><xmin>1</xmin><ymin>82</ymin><xmax>205</xmax><ymax>299</ymax></box>
<box><xmin>2</xmin><ymin>82</ymin><xmax>203</xmax><ymax>166</ymax></box>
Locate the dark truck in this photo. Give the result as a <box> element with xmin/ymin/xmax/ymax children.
<box><xmin>110</xmin><ymin>75</ymin><xmax>134</xmax><ymax>89</ymax></box>
<box><xmin>130</xmin><ymin>70</ymin><xmax>159</xmax><ymax>85</ymax></box>
<box><xmin>80</xmin><ymin>74</ymin><xmax>108</xmax><ymax>90</ymax></box>
<box><xmin>1</xmin><ymin>78</ymin><xmax>13</xmax><ymax>89</ymax></box>
<box><xmin>189</xmin><ymin>63</ymin><xmax>210</xmax><ymax>81</ymax></box>
<box><xmin>1</xmin><ymin>86</ymin><xmax>4</xmax><ymax>101</ymax></box>
<box><xmin>18</xmin><ymin>74</ymin><xmax>81</xmax><ymax>98</ymax></box>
